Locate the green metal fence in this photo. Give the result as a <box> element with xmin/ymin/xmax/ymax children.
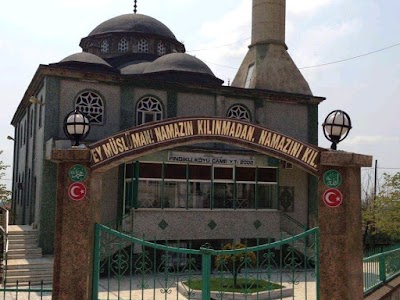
<box><xmin>0</xmin><ymin>283</ymin><xmax>52</xmax><ymax>300</ymax></box>
<box><xmin>363</xmin><ymin>245</ymin><xmax>400</xmax><ymax>295</ymax></box>
<box><xmin>93</xmin><ymin>224</ymin><xmax>319</xmax><ymax>300</ymax></box>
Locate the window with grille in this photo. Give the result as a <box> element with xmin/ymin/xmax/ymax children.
<box><xmin>227</xmin><ymin>104</ymin><xmax>251</xmax><ymax>121</ymax></box>
<box><xmin>136</xmin><ymin>97</ymin><xmax>163</xmax><ymax>125</ymax></box>
<box><xmin>100</xmin><ymin>40</ymin><xmax>109</xmax><ymax>53</ymax></box>
<box><xmin>118</xmin><ymin>38</ymin><xmax>129</xmax><ymax>52</ymax></box>
<box><xmin>75</xmin><ymin>91</ymin><xmax>104</xmax><ymax>125</ymax></box>
<box><xmin>138</xmin><ymin>39</ymin><xmax>149</xmax><ymax>53</ymax></box>
<box><xmin>157</xmin><ymin>41</ymin><xmax>166</xmax><ymax>56</ymax></box>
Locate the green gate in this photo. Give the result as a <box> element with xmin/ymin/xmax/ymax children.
<box><xmin>93</xmin><ymin>224</ymin><xmax>319</xmax><ymax>300</ymax></box>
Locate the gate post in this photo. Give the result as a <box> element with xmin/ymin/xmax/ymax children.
<box><xmin>318</xmin><ymin>151</ymin><xmax>372</xmax><ymax>300</ymax></box>
<box><xmin>200</xmin><ymin>243</ymin><xmax>213</xmax><ymax>300</ymax></box>
<box><xmin>51</xmin><ymin>149</ymin><xmax>102</xmax><ymax>300</ymax></box>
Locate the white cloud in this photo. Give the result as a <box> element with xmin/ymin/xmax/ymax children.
<box><xmin>189</xmin><ymin>0</ymin><xmax>250</xmax><ymax>81</ymax></box>
<box><xmin>58</xmin><ymin>0</ymin><xmax>114</xmax><ymax>6</ymax></box>
<box><xmin>345</xmin><ymin>135</ymin><xmax>400</xmax><ymax>146</ymax></box>
<box><xmin>190</xmin><ymin>0</ymin><xmax>360</xmax><ymax>83</ymax></box>
<box><xmin>287</xmin><ymin>0</ymin><xmax>333</xmax><ymax>15</ymax></box>
<box><xmin>287</xmin><ymin>18</ymin><xmax>362</xmax><ymax>86</ymax></box>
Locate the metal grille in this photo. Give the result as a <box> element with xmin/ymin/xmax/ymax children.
<box><xmin>93</xmin><ymin>224</ymin><xmax>319</xmax><ymax>299</ymax></box>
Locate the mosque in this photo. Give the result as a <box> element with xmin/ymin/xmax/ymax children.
<box><xmin>10</xmin><ymin>0</ymin><xmax>325</xmax><ymax>255</ymax></box>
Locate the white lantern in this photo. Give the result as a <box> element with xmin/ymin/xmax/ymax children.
<box><xmin>63</xmin><ymin>110</ymin><xmax>90</xmax><ymax>146</ymax></box>
<box><xmin>322</xmin><ymin>110</ymin><xmax>352</xmax><ymax>150</ymax></box>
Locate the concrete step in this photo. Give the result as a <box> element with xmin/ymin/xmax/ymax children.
<box><xmin>8</xmin><ymin>248</ymin><xmax>42</xmax><ymax>254</ymax></box>
<box><xmin>8</xmin><ymin>225</ymin><xmax>37</xmax><ymax>233</ymax></box>
<box><xmin>6</xmin><ymin>253</ymin><xmax>43</xmax><ymax>259</ymax></box>
<box><xmin>6</xmin><ymin>257</ymin><xmax>54</xmax><ymax>270</ymax></box>
<box><xmin>4</xmin><ymin>275</ymin><xmax>53</xmax><ymax>286</ymax></box>
<box><xmin>8</xmin><ymin>232</ymin><xmax>37</xmax><ymax>237</ymax></box>
<box><xmin>6</xmin><ymin>268</ymin><xmax>53</xmax><ymax>277</ymax></box>
<box><xmin>4</xmin><ymin>227</ymin><xmax>53</xmax><ymax>286</ymax></box>
<box><xmin>8</xmin><ymin>242</ymin><xmax>39</xmax><ymax>250</ymax></box>
<box><xmin>8</xmin><ymin>236</ymin><xmax>38</xmax><ymax>242</ymax></box>
<box><xmin>8</xmin><ymin>231</ymin><xmax>38</xmax><ymax>237</ymax></box>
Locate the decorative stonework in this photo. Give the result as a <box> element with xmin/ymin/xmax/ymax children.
<box><xmin>75</xmin><ymin>91</ymin><xmax>104</xmax><ymax>125</ymax></box>
<box><xmin>158</xmin><ymin>219</ymin><xmax>169</xmax><ymax>230</ymax></box>
<box><xmin>253</xmin><ymin>220</ymin><xmax>262</xmax><ymax>229</ymax></box>
<box><xmin>136</xmin><ymin>97</ymin><xmax>163</xmax><ymax>125</ymax></box>
<box><xmin>279</xmin><ymin>186</ymin><xmax>294</xmax><ymax>212</ymax></box>
<box><xmin>208</xmin><ymin>220</ymin><xmax>217</xmax><ymax>230</ymax></box>
<box><xmin>227</xmin><ymin>104</ymin><xmax>251</xmax><ymax>121</ymax></box>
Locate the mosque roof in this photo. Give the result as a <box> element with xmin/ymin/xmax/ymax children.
<box><xmin>143</xmin><ymin>53</ymin><xmax>215</xmax><ymax>76</ymax></box>
<box><xmin>88</xmin><ymin>14</ymin><xmax>176</xmax><ymax>40</ymax></box>
<box><xmin>60</xmin><ymin>52</ymin><xmax>112</xmax><ymax>66</ymax></box>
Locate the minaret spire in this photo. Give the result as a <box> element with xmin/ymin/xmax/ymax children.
<box><xmin>231</xmin><ymin>0</ymin><xmax>312</xmax><ymax>95</ymax></box>
<box><xmin>133</xmin><ymin>0</ymin><xmax>137</xmax><ymax>14</ymax></box>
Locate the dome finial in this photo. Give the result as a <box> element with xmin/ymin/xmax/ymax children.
<box><xmin>133</xmin><ymin>0</ymin><xmax>137</xmax><ymax>14</ymax></box>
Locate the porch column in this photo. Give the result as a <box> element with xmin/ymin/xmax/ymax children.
<box><xmin>318</xmin><ymin>151</ymin><xmax>372</xmax><ymax>300</ymax></box>
<box><xmin>51</xmin><ymin>149</ymin><xmax>102</xmax><ymax>300</ymax></box>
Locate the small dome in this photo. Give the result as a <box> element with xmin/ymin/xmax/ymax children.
<box><xmin>88</xmin><ymin>14</ymin><xmax>176</xmax><ymax>40</ymax></box>
<box><xmin>120</xmin><ymin>62</ymin><xmax>152</xmax><ymax>74</ymax></box>
<box><xmin>143</xmin><ymin>53</ymin><xmax>215</xmax><ymax>76</ymax></box>
<box><xmin>60</xmin><ymin>52</ymin><xmax>112</xmax><ymax>67</ymax></box>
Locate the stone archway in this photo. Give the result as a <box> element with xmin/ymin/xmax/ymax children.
<box><xmin>49</xmin><ymin>117</ymin><xmax>372</xmax><ymax>300</ymax></box>
<box><xmin>88</xmin><ymin>117</ymin><xmax>322</xmax><ymax>175</ymax></box>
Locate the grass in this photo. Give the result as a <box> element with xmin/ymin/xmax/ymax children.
<box><xmin>184</xmin><ymin>278</ymin><xmax>283</xmax><ymax>293</ymax></box>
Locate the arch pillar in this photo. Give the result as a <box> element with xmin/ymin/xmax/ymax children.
<box><xmin>318</xmin><ymin>151</ymin><xmax>372</xmax><ymax>300</ymax></box>
<box><xmin>51</xmin><ymin>148</ymin><xmax>101</xmax><ymax>300</ymax></box>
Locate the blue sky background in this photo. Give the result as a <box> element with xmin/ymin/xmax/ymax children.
<box><xmin>1</xmin><ymin>0</ymin><xmax>399</xmax><ymax>192</ymax></box>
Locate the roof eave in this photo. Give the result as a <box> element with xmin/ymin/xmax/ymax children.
<box><xmin>11</xmin><ymin>65</ymin><xmax>46</xmax><ymax>125</ymax></box>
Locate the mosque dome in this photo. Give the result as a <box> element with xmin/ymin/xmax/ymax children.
<box><xmin>59</xmin><ymin>52</ymin><xmax>112</xmax><ymax>66</ymax></box>
<box><xmin>140</xmin><ymin>53</ymin><xmax>223</xmax><ymax>85</ymax></box>
<box><xmin>120</xmin><ymin>62</ymin><xmax>152</xmax><ymax>74</ymax></box>
<box><xmin>143</xmin><ymin>53</ymin><xmax>215</xmax><ymax>76</ymax></box>
<box><xmin>54</xmin><ymin>52</ymin><xmax>118</xmax><ymax>73</ymax></box>
<box><xmin>88</xmin><ymin>14</ymin><xmax>176</xmax><ymax>40</ymax></box>
<box><xmin>79</xmin><ymin>13</ymin><xmax>185</xmax><ymax>68</ymax></box>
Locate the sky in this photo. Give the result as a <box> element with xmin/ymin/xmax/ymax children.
<box><xmin>0</xmin><ymin>0</ymin><xmax>399</xmax><ymax>192</ymax></box>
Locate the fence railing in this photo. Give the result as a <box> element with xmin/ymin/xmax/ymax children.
<box><xmin>0</xmin><ymin>281</ymin><xmax>52</xmax><ymax>299</ymax></box>
<box><xmin>280</xmin><ymin>211</ymin><xmax>308</xmax><ymax>237</ymax></box>
<box><xmin>364</xmin><ymin>243</ymin><xmax>400</xmax><ymax>258</ymax></box>
<box><xmin>0</xmin><ymin>207</ymin><xmax>8</xmax><ymax>286</ymax></box>
<box><xmin>93</xmin><ymin>224</ymin><xmax>319</xmax><ymax>300</ymax></box>
<box><xmin>363</xmin><ymin>245</ymin><xmax>400</xmax><ymax>295</ymax></box>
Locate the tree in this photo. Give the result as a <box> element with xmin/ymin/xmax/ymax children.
<box><xmin>0</xmin><ymin>151</ymin><xmax>11</xmax><ymax>203</ymax></box>
<box><xmin>363</xmin><ymin>172</ymin><xmax>400</xmax><ymax>241</ymax></box>
<box><xmin>214</xmin><ymin>242</ymin><xmax>256</xmax><ymax>288</ymax></box>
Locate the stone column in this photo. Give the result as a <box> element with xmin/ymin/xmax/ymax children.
<box><xmin>51</xmin><ymin>149</ymin><xmax>102</xmax><ymax>300</ymax></box>
<box><xmin>318</xmin><ymin>151</ymin><xmax>372</xmax><ymax>300</ymax></box>
<box><xmin>252</xmin><ymin>0</ymin><xmax>286</xmax><ymax>46</ymax></box>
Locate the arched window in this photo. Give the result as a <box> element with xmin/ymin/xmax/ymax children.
<box><xmin>136</xmin><ymin>97</ymin><xmax>163</xmax><ymax>125</ymax></box>
<box><xmin>118</xmin><ymin>38</ymin><xmax>129</xmax><ymax>52</ymax></box>
<box><xmin>227</xmin><ymin>104</ymin><xmax>251</xmax><ymax>122</ymax></box>
<box><xmin>138</xmin><ymin>39</ymin><xmax>149</xmax><ymax>53</ymax></box>
<box><xmin>75</xmin><ymin>91</ymin><xmax>104</xmax><ymax>125</ymax></box>
<box><xmin>100</xmin><ymin>40</ymin><xmax>109</xmax><ymax>53</ymax></box>
<box><xmin>157</xmin><ymin>41</ymin><xmax>166</xmax><ymax>56</ymax></box>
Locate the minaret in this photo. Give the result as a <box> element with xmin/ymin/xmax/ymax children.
<box><xmin>232</xmin><ymin>0</ymin><xmax>312</xmax><ymax>95</ymax></box>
